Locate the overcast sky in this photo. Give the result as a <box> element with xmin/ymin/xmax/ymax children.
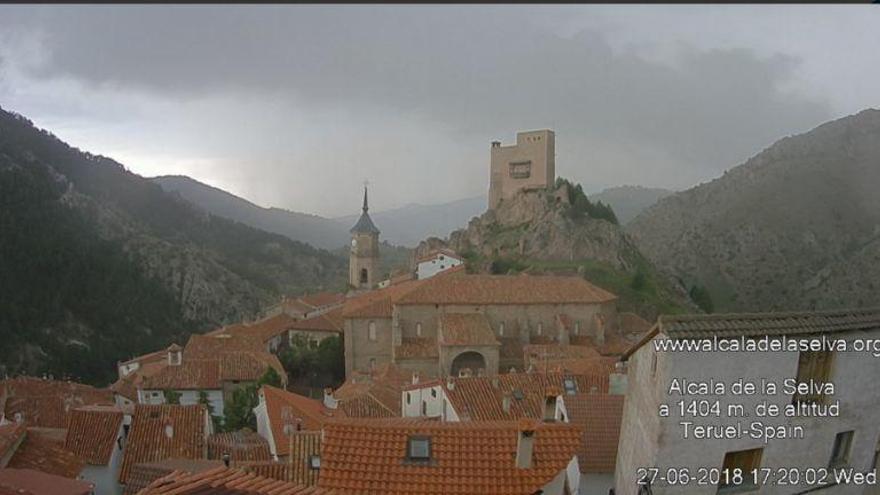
<box><xmin>0</xmin><ymin>5</ymin><xmax>877</xmax><ymax>216</ymax></box>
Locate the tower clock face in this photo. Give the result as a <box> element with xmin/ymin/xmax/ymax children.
<box><xmin>351</xmin><ymin>238</ymin><xmax>358</xmax><ymax>247</ymax></box>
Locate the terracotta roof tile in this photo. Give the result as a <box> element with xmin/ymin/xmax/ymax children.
<box><xmin>415</xmin><ymin>248</ymin><xmax>462</xmax><ymax>264</ymax></box>
<box><xmin>118</xmin><ymin>404</ymin><xmax>209</xmax><ymax>484</ymax></box>
<box><xmin>261</xmin><ymin>386</ymin><xmax>345</xmax><ymax>456</ymax></box>
<box><xmin>333</xmin><ymin>365</ymin><xmax>409</xmax><ymax>418</ymax></box>
<box><xmin>0</xmin><ymin>378</ymin><xmax>113</xmax><ymax>429</ymax></box>
<box><xmin>395</xmin><ymin>274</ymin><xmax>617</xmax><ymax>306</ymax></box>
<box><xmin>438</xmin><ymin>313</ymin><xmax>500</xmax><ymax>347</ymax></box>
<box><xmin>341</xmin><ymin>279</ymin><xmax>425</xmax><ymax>319</ymax></box>
<box><xmin>208</xmin><ymin>431</ymin><xmax>271</xmax><ymax>463</ymax></box>
<box><xmin>395</xmin><ymin>338</ymin><xmax>439</xmax><ymax>359</ymax></box>
<box><xmin>237</xmin><ymin>432</ymin><xmax>321</xmax><ymax>486</ymax></box>
<box><xmin>317</xmin><ymin>419</ymin><xmax>580</xmax><ymax>494</ymax></box>
<box><xmin>0</xmin><ymin>468</ymin><xmax>92</xmax><ymax>495</ymax></box>
<box><xmin>137</xmin><ymin>466</ymin><xmax>336</xmax><ymax>494</ymax></box>
<box><xmin>563</xmin><ymin>394</ymin><xmax>624</xmax><ymax>473</ymax></box>
<box><xmin>63</xmin><ymin>406</ymin><xmax>124</xmax><ymax>465</ymax></box>
<box><xmin>122</xmin><ymin>459</ymin><xmax>223</xmax><ymax>495</ymax></box>
<box><xmin>288</xmin><ymin>308</ymin><xmax>344</xmax><ymax>333</ymax></box>
<box><xmin>8</xmin><ymin>428</ymin><xmax>84</xmax><ymax>479</ymax></box>
<box><xmin>298</xmin><ymin>292</ymin><xmax>346</xmax><ymax>309</ymax></box>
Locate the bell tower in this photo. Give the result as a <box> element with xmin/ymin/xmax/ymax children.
<box><xmin>349</xmin><ymin>184</ymin><xmax>380</xmax><ymax>290</ymax></box>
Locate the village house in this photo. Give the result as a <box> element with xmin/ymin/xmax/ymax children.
<box><xmin>3</xmin><ymin>426</ymin><xmax>84</xmax><ymax>480</ymax></box>
<box><xmin>316</xmin><ymin>418</ymin><xmax>582</xmax><ymax>494</ymax></box>
<box><xmin>343</xmin><ymin>271</ymin><xmax>621</xmax><ymax>380</ymax></box>
<box><xmin>285</xmin><ymin>307</ymin><xmax>344</xmax><ymax>348</ymax></box>
<box><xmin>63</xmin><ymin>406</ymin><xmax>126</xmax><ymax>495</ymax></box>
<box><xmin>118</xmin><ymin>404</ymin><xmax>213</xmax><ymax>489</ymax></box>
<box><xmin>253</xmin><ymin>385</ymin><xmax>344</xmax><ymax>460</ymax></box>
<box><xmin>414</xmin><ymin>248</ymin><xmax>464</xmax><ymax>280</ymax></box>
<box><xmin>615</xmin><ymin>308</ymin><xmax>880</xmax><ymax>495</ymax></box>
<box><xmin>0</xmin><ymin>377</ymin><xmax>113</xmax><ymax>428</ymax></box>
<box><xmin>134</xmin><ymin>334</ymin><xmax>286</xmax><ymax>418</ymax></box>
<box><xmin>264</xmin><ymin>292</ymin><xmax>347</xmax><ymax>321</ymax></box>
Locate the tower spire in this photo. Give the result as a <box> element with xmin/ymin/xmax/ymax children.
<box><xmin>362</xmin><ymin>182</ymin><xmax>369</xmax><ymax>213</ymax></box>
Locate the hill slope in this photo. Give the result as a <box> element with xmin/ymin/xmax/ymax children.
<box><xmin>0</xmin><ymin>107</ymin><xmax>346</xmax><ymax>384</ymax></box>
<box><xmin>627</xmin><ymin>109</ymin><xmax>880</xmax><ymax>312</ymax></box>
<box><xmin>590</xmin><ymin>185</ymin><xmax>675</xmax><ymax>225</ymax></box>
<box><xmin>152</xmin><ymin>175</ymin><xmax>350</xmax><ymax>250</ymax></box>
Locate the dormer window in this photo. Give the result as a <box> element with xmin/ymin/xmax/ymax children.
<box><xmin>407</xmin><ymin>436</ymin><xmax>431</xmax><ymax>462</ymax></box>
<box><xmin>563</xmin><ymin>378</ymin><xmax>577</xmax><ymax>395</ymax></box>
<box><xmin>309</xmin><ymin>455</ymin><xmax>321</xmax><ymax>470</ymax></box>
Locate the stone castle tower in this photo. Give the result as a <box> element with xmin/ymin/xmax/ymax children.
<box><xmin>349</xmin><ymin>186</ymin><xmax>380</xmax><ymax>289</ymax></box>
<box><xmin>488</xmin><ymin>129</ymin><xmax>555</xmax><ymax>210</ymax></box>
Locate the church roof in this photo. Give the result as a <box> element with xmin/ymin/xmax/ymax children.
<box><xmin>350</xmin><ymin>186</ymin><xmax>380</xmax><ymax>234</ymax></box>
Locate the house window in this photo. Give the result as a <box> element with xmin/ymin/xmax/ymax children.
<box><xmin>421</xmin><ymin>401</ymin><xmax>427</xmax><ymax>416</ymax></box>
<box><xmin>431</xmin><ymin>388</ymin><xmax>437</xmax><ymax>398</ymax></box>
<box><xmin>829</xmin><ymin>431</ymin><xmax>854</xmax><ymax>468</ymax></box>
<box><xmin>407</xmin><ymin>436</ymin><xmax>431</xmax><ymax>461</ymax></box>
<box><xmin>309</xmin><ymin>455</ymin><xmax>321</xmax><ymax>470</ymax></box>
<box><xmin>439</xmin><ymin>255</ymin><xmax>445</xmax><ymax>261</ymax></box>
<box><xmin>416</xmin><ymin>322</ymin><xmax>422</xmax><ymax>337</ymax></box>
<box><xmin>794</xmin><ymin>350</ymin><xmax>834</xmax><ymax>404</ymax></box>
<box><xmin>718</xmin><ymin>447</ymin><xmax>762</xmax><ymax>493</ymax></box>
<box><xmin>509</xmin><ymin>161</ymin><xmax>532</xmax><ymax>179</ymax></box>
<box><xmin>563</xmin><ymin>378</ymin><xmax>577</xmax><ymax>395</ymax></box>
<box><xmin>368</xmin><ymin>321</ymin><xmax>377</xmax><ymax>341</ymax></box>
<box><xmin>406</xmin><ymin>392</ymin><xmax>411</xmax><ymax>405</ymax></box>
<box><xmin>369</xmin><ymin>358</ymin><xmax>376</xmax><ymax>371</ymax></box>
<box><xmin>573</xmin><ymin>321</ymin><xmax>580</xmax><ymax>335</ymax></box>
<box><xmin>536</xmin><ymin>323</ymin><xmax>543</xmax><ymax>335</ymax></box>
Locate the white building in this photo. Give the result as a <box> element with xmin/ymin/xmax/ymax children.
<box><xmin>415</xmin><ymin>249</ymin><xmax>463</xmax><ymax>280</ymax></box>
<box><xmin>615</xmin><ymin>308</ymin><xmax>880</xmax><ymax>495</ymax></box>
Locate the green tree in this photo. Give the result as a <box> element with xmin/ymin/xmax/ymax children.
<box><xmin>163</xmin><ymin>389</ymin><xmax>182</xmax><ymax>405</ymax></box>
<box><xmin>631</xmin><ymin>270</ymin><xmax>647</xmax><ymax>291</ymax></box>
<box><xmin>223</xmin><ymin>368</ymin><xmax>283</xmax><ymax>431</ymax></box>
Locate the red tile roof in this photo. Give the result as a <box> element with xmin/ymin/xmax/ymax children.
<box><xmin>8</xmin><ymin>428</ymin><xmax>84</xmax><ymax>479</ymax></box>
<box><xmin>140</xmin><ymin>360</ymin><xmax>222</xmax><ymax>390</ymax></box>
<box><xmin>395</xmin><ymin>338</ymin><xmax>439</xmax><ymax>359</ymax></box>
<box><xmin>63</xmin><ymin>406</ymin><xmax>124</xmax><ymax>466</ymax></box>
<box><xmin>138</xmin><ymin>466</ymin><xmax>336</xmax><ymax>494</ymax></box>
<box><xmin>342</xmin><ymin>279</ymin><xmax>426</xmax><ymax>319</ymax></box>
<box><xmin>118</xmin><ymin>404</ymin><xmax>209</xmax><ymax>484</ymax></box>
<box><xmin>0</xmin><ymin>424</ymin><xmax>25</xmax><ymax>468</ymax></box>
<box><xmin>0</xmin><ymin>378</ymin><xmax>113</xmax><ymax>429</ymax></box>
<box><xmin>122</xmin><ymin>459</ymin><xmax>223</xmax><ymax>495</ymax></box>
<box><xmin>563</xmin><ymin>394</ymin><xmax>625</xmax><ymax>473</ymax></box>
<box><xmin>299</xmin><ymin>292</ymin><xmax>346</xmax><ymax>309</ymax></box>
<box><xmin>405</xmin><ymin>372</ymin><xmax>609</xmax><ymax>422</ymax></box>
<box><xmin>235</xmin><ymin>314</ymin><xmax>300</xmax><ymax>343</ymax></box>
<box><xmin>0</xmin><ymin>468</ymin><xmax>93</xmax><ymax>495</ymax></box>
<box><xmin>438</xmin><ymin>313</ymin><xmax>500</xmax><ymax>347</ymax></box>
<box><xmin>395</xmin><ymin>274</ymin><xmax>617</xmax><ymax>306</ymax></box>
<box><xmin>208</xmin><ymin>431</ymin><xmax>271</xmax><ymax>463</ymax></box>
<box><xmin>141</xmin><ymin>348</ymin><xmax>285</xmax><ymax>391</ymax></box>
<box><xmin>260</xmin><ymin>386</ymin><xmax>345</xmax><ymax>456</ymax></box>
<box><xmin>288</xmin><ymin>307</ymin><xmax>344</xmax><ymax>333</ymax></box>
<box><xmin>237</xmin><ymin>432</ymin><xmax>322</xmax><ymax>486</ymax></box>
<box><xmin>415</xmin><ymin>248</ymin><xmax>462</xmax><ymax>264</ymax></box>
<box><xmin>333</xmin><ymin>364</ymin><xmax>410</xmax><ymax>418</ymax></box>
<box><xmin>318</xmin><ymin>419</ymin><xmax>581</xmax><ymax>494</ymax></box>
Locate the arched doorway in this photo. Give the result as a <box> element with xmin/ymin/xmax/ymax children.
<box><xmin>451</xmin><ymin>351</ymin><xmax>487</xmax><ymax>377</ymax></box>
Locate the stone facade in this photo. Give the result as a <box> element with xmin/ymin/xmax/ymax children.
<box><xmin>488</xmin><ymin>129</ymin><xmax>555</xmax><ymax>210</ymax></box>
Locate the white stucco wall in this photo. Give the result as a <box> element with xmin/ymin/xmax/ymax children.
<box><xmin>402</xmin><ymin>385</ymin><xmax>448</xmax><ymax>419</ymax></box>
<box><xmin>616</xmin><ymin>329</ymin><xmax>880</xmax><ymax>495</ymax></box>
<box><xmin>416</xmin><ymin>254</ymin><xmax>463</xmax><ymax>280</ymax></box>
<box><xmin>79</xmin><ymin>423</ymin><xmax>125</xmax><ymax>495</ymax></box>
<box><xmin>254</xmin><ymin>401</ymin><xmax>278</xmax><ymax>459</ymax></box>
<box><xmin>138</xmin><ymin>389</ymin><xmax>224</xmax><ymax>418</ymax></box>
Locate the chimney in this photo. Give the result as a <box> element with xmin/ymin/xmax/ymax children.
<box><xmin>167</xmin><ymin>344</ymin><xmax>182</xmax><ymax>366</ymax></box>
<box><xmin>515</xmin><ymin>419</ymin><xmax>536</xmax><ymax>469</ymax></box>
<box><xmin>323</xmin><ymin>388</ymin><xmax>338</xmax><ymax>409</ymax></box>
<box><xmin>446</xmin><ymin>376</ymin><xmax>455</xmax><ymax>391</ymax></box>
<box><xmin>491</xmin><ymin>140</ymin><xmax>501</xmax><ymax>148</ymax></box>
<box><xmin>411</xmin><ymin>372</ymin><xmax>420</xmax><ymax>385</ymax></box>
<box><xmin>502</xmin><ymin>393</ymin><xmax>511</xmax><ymax>414</ymax></box>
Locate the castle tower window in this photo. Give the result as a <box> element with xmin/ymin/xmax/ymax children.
<box><xmin>509</xmin><ymin>161</ymin><xmax>532</xmax><ymax>179</ymax></box>
<box><xmin>360</xmin><ymin>268</ymin><xmax>369</xmax><ymax>285</ymax></box>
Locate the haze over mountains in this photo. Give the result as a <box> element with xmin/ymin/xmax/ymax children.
<box><xmin>628</xmin><ymin>108</ymin><xmax>880</xmax><ymax>313</ymax></box>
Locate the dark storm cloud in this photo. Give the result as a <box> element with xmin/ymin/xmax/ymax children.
<box><xmin>0</xmin><ymin>5</ymin><xmax>848</xmax><ymax>213</ymax></box>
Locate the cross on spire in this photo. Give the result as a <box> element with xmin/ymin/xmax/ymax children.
<box><xmin>362</xmin><ymin>180</ymin><xmax>370</xmax><ymax>213</ymax></box>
